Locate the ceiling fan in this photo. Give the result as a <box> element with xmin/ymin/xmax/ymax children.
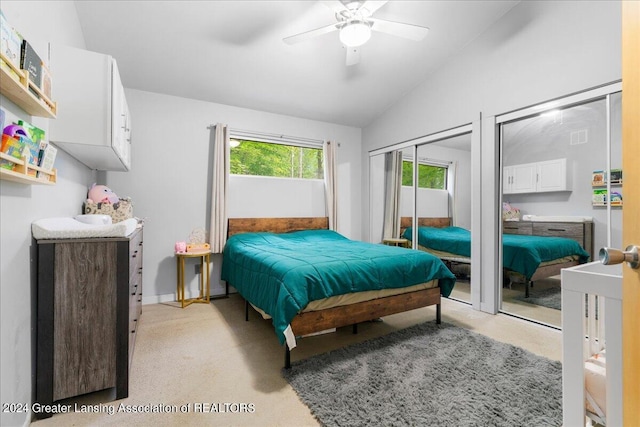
<box><xmin>283</xmin><ymin>1</ymin><xmax>429</xmax><ymax>66</ymax></box>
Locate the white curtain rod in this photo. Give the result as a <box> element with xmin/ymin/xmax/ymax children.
<box><xmin>207</xmin><ymin>125</ymin><xmax>325</xmax><ymax>148</ymax></box>
<box><xmin>402</xmin><ymin>154</ymin><xmax>452</xmax><ymax>167</ymax></box>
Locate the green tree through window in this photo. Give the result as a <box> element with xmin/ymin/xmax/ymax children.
<box><xmin>230</xmin><ymin>140</ymin><xmax>323</xmax><ymax>179</ymax></box>
<box><xmin>402</xmin><ymin>160</ymin><xmax>447</xmax><ymax>189</ymax></box>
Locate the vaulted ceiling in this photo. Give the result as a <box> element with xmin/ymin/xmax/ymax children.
<box><xmin>75</xmin><ymin>1</ymin><xmax>519</xmax><ymax>128</ymax></box>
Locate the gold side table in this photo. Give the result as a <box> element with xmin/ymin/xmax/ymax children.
<box><xmin>176</xmin><ymin>251</ymin><xmax>211</xmax><ymax>308</ymax></box>
<box><xmin>382</xmin><ymin>238</ymin><xmax>410</xmax><ymax>248</ymax></box>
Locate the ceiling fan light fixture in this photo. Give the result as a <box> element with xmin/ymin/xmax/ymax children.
<box><xmin>339</xmin><ymin>21</ymin><xmax>371</xmax><ymax>47</ymax></box>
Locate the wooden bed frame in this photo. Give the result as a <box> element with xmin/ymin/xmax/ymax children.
<box><xmin>401</xmin><ymin>216</ymin><xmax>582</xmax><ymax>297</ymax></box>
<box><xmin>226</xmin><ymin>217</ymin><xmax>443</xmax><ymax>368</ymax></box>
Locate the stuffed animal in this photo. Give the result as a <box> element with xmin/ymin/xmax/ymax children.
<box><xmin>87</xmin><ymin>183</ymin><xmax>119</xmax><ymax>204</ymax></box>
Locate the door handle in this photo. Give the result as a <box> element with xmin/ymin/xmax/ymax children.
<box><xmin>599</xmin><ymin>245</ymin><xmax>639</xmax><ymax>269</ymax></box>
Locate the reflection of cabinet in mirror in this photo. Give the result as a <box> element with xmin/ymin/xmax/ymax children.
<box><xmin>503</xmin><ymin>158</ymin><xmax>569</xmax><ymax>194</ymax></box>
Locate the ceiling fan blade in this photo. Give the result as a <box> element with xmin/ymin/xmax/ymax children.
<box><xmin>345</xmin><ymin>46</ymin><xmax>360</xmax><ymax>66</ymax></box>
<box><xmin>283</xmin><ymin>23</ymin><xmax>340</xmax><ymax>45</ymax></box>
<box><xmin>322</xmin><ymin>0</ymin><xmax>350</xmax><ymax>14</ymax></box>
<box><xmin>369</xmin><ymin>17</ymin><xmax>429</xmax><ymax>41</ymax></box>
<box><xmin>358</xmin><ymin>1</ymin><xmax>388</xmax><ymax>16</ymax></box>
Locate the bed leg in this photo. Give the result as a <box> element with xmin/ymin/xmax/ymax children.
<box><xmin>352</xmin><ymin>323</ymin><xmax>358</xmax><ymax>334</ymax></box>
<box><xmin>245</xmin><ymin>300</ymin><xmax>249</xmax><ymax>321</ymax></box>
<box><xmin>436</xmin><ymin>303</ymin><xmax>441</xmax><ymax>324</ymax></box>
<box><xmin>284</xmin><ymin>346</ymin><xmax>291</xmax><ymax>369</ymax></box>
<box><xmin>526</xmin><ymin>281</ymin><xmax>532</xmax><ymax>298</ymax></box>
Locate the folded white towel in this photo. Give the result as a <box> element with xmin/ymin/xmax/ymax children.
<box><xmin>32</xmin><ymin>217</ymin><xmax>138</xmax><ymax>240</ymax></box>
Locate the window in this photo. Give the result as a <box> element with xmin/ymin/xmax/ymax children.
<box><xmin>402</xmin><ymin>160</ymin><xmax>447</xmax><ymax>189</ymax></box>
<box><xmin>230</xmin><ymin>139</ymin><xmax>324</xmax><ymax>179</ymax></box>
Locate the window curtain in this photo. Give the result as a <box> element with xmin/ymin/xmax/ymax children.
<box><xmin>323</xmin><ymin>140</ymin><xmax>338</xmax><ymax>231</ymax></box>
<box><xmin>209</xmin><ymin>123</ymin><xmax>229</xmax><ymax>253</ymax></box>
<box><xmin>448</xmin><ymin>160</ymin><xmax>458</xmax><ymax>226</ymax></box>
<box><xmin>382</xmin><ymin>151</ymin><xmax>403</xmax><ymax>239</ymax></box>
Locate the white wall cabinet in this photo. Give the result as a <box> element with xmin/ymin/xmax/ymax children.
<box><xmin>504</xmin><ymin>163</ymin><xmax>537</xmax><ymax>194</ymax></box>
<box><xmin>48</xmin><ymin>44</ymin><xmax>131</xmax><ymax>171</ymax></box>
<box><xmin>504</xmin><ymin>158</ymin><xmax>569</xmax><ymax>194</ymax></box>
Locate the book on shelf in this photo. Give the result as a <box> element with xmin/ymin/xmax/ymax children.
<box><xmin>40</xmin><ymin>61</ymin><xmax>52</xmax><ymax>99</ymax></box>
<box><xmin>0</xmin><ymin>134</ymin><xmax>25</xmax><ymax>170</ymax></box>
<box><xmin>38</xmin><ymin>144</ymin><xmax>57</xmax><ymax>178</ymax></box>
<box><xmin>21</xmin><ymin>137</ymin><xmax>40</xmax><ymax>176</ymax></box>
<box><xmin>0</xmin><ymin>11</ymin><xmax>22</xmax><ymax>81</ymax></box>
<box><xmin>13</xmin><ymin>120</ymin><xmax>43</xmax><ymax>176</ymax></box>
<box><xmin>20</xmin><ymin>40</ymin><xmax>42</xmax><ymax>98</ymax></box>
<box><xmin>591</xmin><ymin>170</ymin><xmax>605</xmax><ymax>186</ymax></box>
<box><xmin>610</xmin><ymin>169</ymin><xmax>622</xmax><ymax>184</ymax></box>
<box><xmin>17</xmin><ymin>120</ymin><xmax>45</xmax><ymax>144</ymax></box>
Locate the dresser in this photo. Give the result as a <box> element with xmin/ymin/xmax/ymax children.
<box><xmin>35</xmin><ymin>228</ymin><xmax>143</xmax><ymax>418</ymax></box>
<box><xmin>503</xmin><ymin>220</ymin><xmax>594</xmax><ymax>261</ymax></box>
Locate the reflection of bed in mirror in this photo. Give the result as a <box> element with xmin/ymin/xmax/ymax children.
<box><xmin>222</xmin><ymin>217</ymin><xmax>456</xmax><ymax>368</ymax></box>
<box><xmin>400</xmin><ymin>217</ymin><xmax>591</xmax><ymax>297</ymax></box>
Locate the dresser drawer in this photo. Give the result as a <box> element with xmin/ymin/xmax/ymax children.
<box><xmin>503</xmin><ymin>221</ymin><xmax>532</xmax><ymax>235</ymax></box>
<box><xmin>532</xmin><ymin>222</ymin><xmax>584</xmax><ymax>239</ymax></box>
<box><xmin>129</xmin><ymin>231</ymin><xmax>143</xmax><ymax>279</ymax></box>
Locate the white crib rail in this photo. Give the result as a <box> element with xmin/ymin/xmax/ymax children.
<box><xmin>561</xmin><ymin>261</ymin><xmax>623</xmax><ymax>427</ymax></box>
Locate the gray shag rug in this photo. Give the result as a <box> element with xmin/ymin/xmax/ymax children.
<box><xmin>515</xmin><ymin>286</ymin><xmax>561</xmax><ymax>310</ymax></box>
<box><xmin>283</xmin><ymin>321</ymin><xmax>562</xmax><ymax>427</ymax></box>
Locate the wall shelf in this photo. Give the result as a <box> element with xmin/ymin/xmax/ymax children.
<box><xmin>0</xmin><ymin>52</ymin><xmax>57</xmax><ymax>118</ymax></box>
<box><xmin>0</xmin><ymin>152</ymin><xmax>56</xmax><ymax>185</ymax></box>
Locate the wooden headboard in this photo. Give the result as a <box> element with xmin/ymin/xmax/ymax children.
<box><xmin>399</xmin><ymin>217</ymin><xmax>451</xmax><ymax>237</ymax></box>
<box><xmin>227</xmin><ymin>217</ymin><xmax>329</xmax><ymax>237</ymax></box>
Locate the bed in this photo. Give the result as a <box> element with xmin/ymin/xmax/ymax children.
<box><xmin>400</xmin><ymin>217</ymin><xmax>590</xmax><ymax>297</ymax></box>
<box><xmin>221</xmin><ymin>217</ymin><xmax>456</xmax><ymax>368</ymax></box>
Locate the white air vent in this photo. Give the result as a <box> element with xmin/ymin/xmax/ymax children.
<box><xmin>570</xmin><ymin>129</ymin><xmax>588</xmax><ymax>145</ymax></box>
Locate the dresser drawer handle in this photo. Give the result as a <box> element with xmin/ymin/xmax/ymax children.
<box><xmin>131</xmin><ymin>330</ymin><xmax>136</xmax><ymax>334</ymax></box>
<box><xmin>547</xmin><ymin>228</ymin><xmax>566</xmax><ymax>232</ymax></box>
<box><xmin>132</xmin><ymin>254</ymin><xmax>137</xmax><ymax>258</ymax></box>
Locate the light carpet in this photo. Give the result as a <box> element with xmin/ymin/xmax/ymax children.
<box><xmin>515</xmin><ymin>286</ymin><xmax>561</xmax><ymax>310</ymax></box>
<box><xmin>283</xmin><ymin>321</ymin><xmax>562</xmax><ymax>427</ymax></box>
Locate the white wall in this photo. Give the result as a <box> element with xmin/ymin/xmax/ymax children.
<box><xmin>104</xmin><ymin>89</ymin><xmax>361</xmax><ymax>303</ymax></box>
<box><xmin>363</xmin><ymin>1</ymin><xmax>621</xmax><ymax>151</ymax></box>
<box><xmin>0</xmin><ymin>3</ymin><xmax>91</xmax><ymax>427</ymax></box>
<box><xmin>229</xmin><ymin>175</ymin><xmax>326</xmax><ymax>218</ymax></box>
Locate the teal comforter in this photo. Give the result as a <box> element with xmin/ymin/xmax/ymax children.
<box><xmin>403</xmin><ymin>226</ymin><xmax>590</xmax><ymax>280</ymax></box>
<box><xmin>221</xmin><ymin>229</ymin><xmax>456</xmax><ymax>345</ymax></box>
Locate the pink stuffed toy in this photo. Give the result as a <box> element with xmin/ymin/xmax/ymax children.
<box><xmin>87</xmin><ymin>183</ymin><xmax>120</xmax><ymax>204</ymax></box>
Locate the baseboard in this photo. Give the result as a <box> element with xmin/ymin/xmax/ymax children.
<box><xmin>141</xmin><ymin>291</ymin><xmax>226</xmax><ymax>305</ymax></box>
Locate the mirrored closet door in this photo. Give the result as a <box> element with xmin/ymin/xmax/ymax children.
<box><xmin>414</xmin><ymin>134</ymin><xmax>472</xmax><ymax>303</ymax></box>
<box><xmin>498</xmin><ymin>86</ymin><xmax>622</xmax><ymax>328</ymax></box>
<box><xmin>369</xmin><ymin>125</ymin><xmax>474</xmax><ymax>305</ymax></box>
